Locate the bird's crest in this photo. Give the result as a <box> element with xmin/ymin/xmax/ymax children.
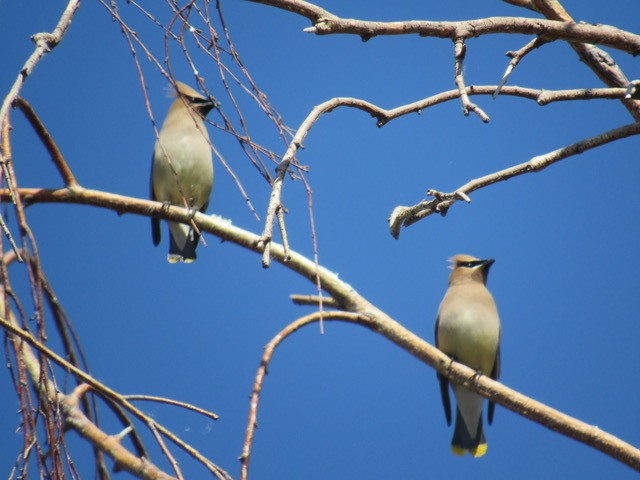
<box><xmin>448</xmin><ymin>254</ymin><xmax>480</xmax><ymax>269</ymax></box>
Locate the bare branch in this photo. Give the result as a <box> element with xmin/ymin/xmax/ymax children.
<box><xmin>270</xmin><ymin>84</ymin><xmax>622</xmax><ymax>251</ymax></box>
<box><xmin>0</xmin><ymin>303</ymin><xmax>232</xmax><ymax>480</ymax></box>
<box><xmin>0</xmin><ymin>0</ymin><xmax>80</xmax><ymax>131</ymax></box>
<box><xmin>61</xmin><ymin>389</ymin><xmax>177</xmax><ymax>480</ymax></box>
<box><xmin>2</xmin><ymin>182</ymin><xmax>640</xmax><ymax>472</ymax></box>
<box><xmin>240</xmin><ymin>305</ymin><xmax>640</xmax><ymax>480</ymax></box>
<box><xmin>124</xmin><ymin>395</ymin><xmax>219</xmax><ymax>421</ymax></box>
<box><xmin>504</xmin><ymin>0</ymin><xmax>640</xmax><ymax>120</ymax></box>
<box><xmin>0</xmin><ymin>115</ymin><xmax>17</xmax><ymax>206</ymax></box>
<box><xmin>0</xmin><ymin>212</ymin><xmax>22</xmax><ymax>262</ymax></box>
<box><xmin>290</xmin><ymin>294</ymin><xmax>340</xmax><ymax>308</ymax></box>
<box><xmin>494</xmin><ymin>37</ymin><xmax>547</xmax><ymax>98</ymax></box>
<box><xmin>0</xmin><ymin>113</ymin><xmax>23</xmax><ymax>262</ymax></box>
<box><xmin>258</xmin><ymin>84</ymin><xmax>631</xmax><ymax>251</ymax></box>
<box><xmin>389</xmin><ymin>121</ymin><xmax>640</xmax><ymax>238</ymax></box>
<box><xmin>247</xmin><ymin>0</ymin><xmax>640</xmax><ymax>54</ymax></box>
<box><xmin>276</xmin><ymin>206</ymin><xmax>291</xmax><ymax>262</ymax></box>
<box><xmin>13</xmin><ymin>97</ymin><xmax>78</xmax><ymax>187</ymax></box>
<box><xmin>147</xmin><ymin>421</ymin><xmax>183</xmax><ymax>480</ymax></box>
<box><xmin>240</xmin><ymin>311</ymin><xmax>367</xmax><ymax>480</ymax></box>
<box><xmin>453</xmin><ymin>39</ymin><xmax>490</xmax><ymax>122</ymax></box>
<box><xmin>0</xmin><ymin>308</ymin><xmax>177</xmax><ymax>480</ymax></box>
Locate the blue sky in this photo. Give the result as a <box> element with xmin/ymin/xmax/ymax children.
<box><xmin>1</xmin><ymin>0</ymin><xmax>640</xmax><ymax>478</ymax></box>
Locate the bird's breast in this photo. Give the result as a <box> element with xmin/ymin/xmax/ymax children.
<box><xmin>436</xmin><ymin>299</ymin><xmax>500</xmax><ymax>373</ymax></box>
<box><xmin>152</xmin><ymin>132</ymin><xmax>213</xmax><ymax>208</ymax></box>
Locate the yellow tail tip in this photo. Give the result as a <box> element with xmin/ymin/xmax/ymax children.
<box><xmin>450</xmin><ymin>445</ymin><xmax>467</xmax><ymax>456</ymax></box>
<box><xmin>167</xmin><ymin>255</ymin><xmax>196</xmax><ymax>263</ymax></box>
<box><xmin>470</xmin><ymin>443</ymin><xmax>488</xmax><ymax>458</ymax></box>
<box><xmin>450</xmin><ymin>443</ymin><xmax>488</xmax><ymax>458</ymax></box>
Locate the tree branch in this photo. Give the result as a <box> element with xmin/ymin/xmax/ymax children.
<box><xmin>389</xmin><ymin>120</ymin><xmax>640</xmax><ymax>238</ymax></box>
<box><xmin>240</xmin><ymin>311</ymin><xmax>366</xmax><ymax>480</ymax></box>
<box><xmin>0</xmin><ymin>0</ymin><xmax>80</xmax><ymax>131</ymax></box>
<box><xmin>13</xmin><ymin>97</ymin><xmax>78</xmax><ymax>187</ymax></box>
<box><xmin>2</xmin><ymin>185</ymin><xmax>640</xmax><ymax>472</ymax></box>
<box><xmin>255</xmin><ymin>85</ymin><xmax>633</xmax><ymax>251</ymax></box>
<box><xmin>453</xmin><ymin>38</ymin><xmax>490</xmax><ymax>122</ymax></box>
<box><xmin>247</xmin><ymin>0</ymin><xmax>640</xmax><ymax>54</ymax></box>
<box><xmin>502</xmin><ymin>0</ymin><xmax>640</xmax><ymax>120</ymax></box>
<box><xmin>0</xmin><ymin>297</ymin><xmax>232</xmax><ymax>480</ymax></box>
<box><xmin>0</xmin><ymin>306</ymin><xmax>177</xmax><ymax>480</ymax></box>
<box><xmin>290</xmin><ymin>294</ymin><xmax>340</xmax><ymax>308</ymax></box>
<box><xmin>494</xmin><ymin>37</ymin><xmax>548</xmax><ymax>98</ymax></box>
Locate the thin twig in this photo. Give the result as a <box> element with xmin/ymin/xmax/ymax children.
<box><xmin>0</xmin><ymin>0</ymin><xmax>81</xmax><ymax>130</ymax></box>
<box><xmin>240</xmin><ymin>311</ymin><xmax>367</xmax><ymax>480</ymax></box>
<box><xmin>275</xmin><ymin>206</ymin><xmax>290</xmax><ymax>262</ymax></box>
<box><xmin>61</xmin><ymin>385</ymin><xmax>177</xmax><ymax>480</ymax></box>
<box><xmin>0</xmin><ymin>115</ymin><xmax>17</xmax><ymax>205</ymax></box>
<box><xmin>453</xmin><ymin>38</ymin><xmax>490</xmax><ymax>122</ymax></box>
<box><xmin>0</xmin><ymin>117</ymin><xmax>23</xmax><ymax>262</ymax></box>
<box><xmin>0</xmin><ymin>214</ymin><xmax>22</xmax><ymax>263</ymax></box>
<box><xmin>148</xmin><ymin>421</ymin><xmax>184</xmax><ymax>480</ymax></box>
<box><xmin>259</xmin><ymin>159</ymin><xmax>294</xmax><ymax>268</ymax></box>
<box><xmin>124</xmin><ymin>395</ymin><xmax>219</xmax><ymax>421</ymax></box>
<box><xmin>13</xmin><ymin>97</ymin><xmax>78</xmax><ymax>187</ymax></box>
<box><xmin>494</xmin><ymin>37</ymin><xmax>547</xmax><ymax>98</ymax></box>
<box><xmin>304</xmin><ymin>179</ymin><xmax>324</xmax><ymax>333</ymax></box>
<box><xmin>290</xmin><ymin>294</ymin><xmax>340</xmax><ymax>308</ymax></box>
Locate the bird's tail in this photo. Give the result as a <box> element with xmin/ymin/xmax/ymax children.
<box><xmin>168</xmin><ymin>224</ymin><xmax>199</xmax><ymax>263</ymax></box>
<box><xmin>451</xmin><ymin>407</ymin><xmax>487</xmax><ymax>458</ymax></box>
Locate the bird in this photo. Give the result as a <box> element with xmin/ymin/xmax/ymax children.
<box><xmin>151</xmin><ymin>81</ymin><xmax>216</xmax><ymax>263</ymax></box>
<box><xmin>434</xmin><ymin>254</ymin><xmax>501</xmax><ymax>457</ymax></box>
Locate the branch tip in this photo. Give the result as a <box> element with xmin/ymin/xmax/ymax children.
<box><xmin>65</xmin><ymin>383</ymin><xmax>92</xmax><ymax>407</ymax></box>
<box><xmin>455</xmin><ymin>190</ymin><xmax>471</xmax><ymax>203</ymax></box>
<box><xmin>113</xmin><ymin>426</ymin><xmax>134</xmax><ymax>442</ymax></box>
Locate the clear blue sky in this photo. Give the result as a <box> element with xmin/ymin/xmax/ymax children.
<box><xmin>1</xmin><ymin>1</ymin><xmax>640</xmax><ymax>478</ymax></box>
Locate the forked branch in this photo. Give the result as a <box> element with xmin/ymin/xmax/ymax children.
<box><xmin>389</xmin><ymin>121</ymin><xmax>640</xmax><ymax>238</ymax></box>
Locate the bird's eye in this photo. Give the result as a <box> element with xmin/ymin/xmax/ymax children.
<box><xmin>460</xmin><ymin>261</ymin><xmax>482</xmax><ymax>268</ymax></box>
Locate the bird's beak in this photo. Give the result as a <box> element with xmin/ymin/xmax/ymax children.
<box><xmin>481</xmin><ymin>258</ymin><xmax>495</xmax><ymax>268</ymax></box>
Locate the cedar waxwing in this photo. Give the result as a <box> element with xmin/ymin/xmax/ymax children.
<box><xmin>151</xmin><ymin>81</ymin><xmax>215</xmax><ymax>263</ymax></box>
<box><xmin>434</xmin><ymin>254</ymin><xmax>501</xmax><ymax>457</ymax></box>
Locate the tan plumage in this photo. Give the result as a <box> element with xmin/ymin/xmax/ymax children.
<box><xmin>151</xmin><ymin>81</ymin><xmax>215</xmax><ymax>263</ymax></box>
<box><xmin>435</xmin><ymin>254</ymin><xmax>501</xmax><ymax>457</ymax></box>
